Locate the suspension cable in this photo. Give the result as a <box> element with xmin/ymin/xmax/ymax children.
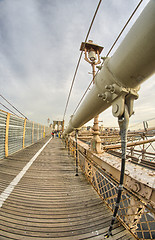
<box><xmin>105</xmin><ymin>0</ymin><xmax>143</xmax><ymax>58</ymax></box>
<box><xmin>0</xmin><ymin>102</ymin><xmax>20</xmax><ymax>118</ymax></box>
<box><xmin>73</xmin><ymin>79</ymin><xmax>93</xmax><ymax>115</ymax></box>
<box><xmin>73</xmin><ymin>0</ymin><xmax>144</xmax><ymax>116</ymax></box>
<box><xmin>129</xmin><ymin>117</ymin><xmax>155</xmax><ymax>128</ymax></box>
<box><xmin>0</xmin><ymin>94</ymin><xmax>28</xmax><ymax>119</ymax></box>
<box><xmin>63</xmin><ymin>0</ymin><xmax>103</xmax><ymax>121</ymax></box>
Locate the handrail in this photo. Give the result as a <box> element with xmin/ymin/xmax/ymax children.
<box><xmin>103</xmin><ymin>138</ymin><xmax>155</xmax><ymax>150</ymax></box>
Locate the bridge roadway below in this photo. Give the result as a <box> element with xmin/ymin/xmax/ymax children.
<box><xmin>0</xmin><ymin>136</ymin><xmax>134</xmax><ymax>240</ymax></box>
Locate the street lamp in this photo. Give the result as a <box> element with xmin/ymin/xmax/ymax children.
<box><xmin>47</xmin><ymin>118</ymin><xmax>50</xmax><ymax>126</ymax></box>
<box><xmin>80</xmin><ymin>40</ymin><xmax>103</xmax><ymax>153</ymax></box>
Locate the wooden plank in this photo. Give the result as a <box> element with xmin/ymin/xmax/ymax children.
<box><xmin>0</xmin><ymin>138</ymin><xmax>135</xmax><ymax>239</ymax></box>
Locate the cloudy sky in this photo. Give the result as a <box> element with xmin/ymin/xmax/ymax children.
<box><xmin>0</xmin><ymin>0</ymin><xmax>154</xmax><ymax>128</ymax></box>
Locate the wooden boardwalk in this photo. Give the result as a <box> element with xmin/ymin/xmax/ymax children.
<box><xmin>0</xmin><ymin>137</ymin><xmax>135</xmax><ymax>239</ymax></box>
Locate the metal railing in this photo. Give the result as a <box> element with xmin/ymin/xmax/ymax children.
<box><xmin>106</xmin><ymin>136</ymin><xmax>155</xmax><ymax>171</ymax></box>
<box><xmin>0</xmin><ymin>109</ymin><xmax>51</xmax><ymax>160</ymax></box>
<box><xmin>79</xmin><ymin>132</ymin><xmax>155</xmax><ymax>170</ymax></box>
<box><xmin>67</xmin><ymin>138</ymin><xmax>155</xmax><ymax>240</ymax></box>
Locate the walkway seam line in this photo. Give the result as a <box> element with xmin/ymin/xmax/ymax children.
<box><xmin>0</xmin><ymin>137</ymin><xmax>52</xmax><ymax>208</ymax></box>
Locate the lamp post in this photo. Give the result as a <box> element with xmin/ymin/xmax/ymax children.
<box><xmin>80</xmin><ymin>40</ymin><xmax>103</xmax><ymax>153</ymax></box>
<box><xmin>47</xmin><ymin>118</ymin><xmax>50</xmax><ymax>127</ymax></box>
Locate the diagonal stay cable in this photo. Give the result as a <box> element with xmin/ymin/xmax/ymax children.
<box><xmin>0</xmin><ymin>94</ymin><xmax>28</xmax><ymax>119</ymax></box>
<box><xmin>73</xmin><ymin>0</ymin><xmax>144</xmax><ymax>116</ymax></box>
<box><xmin>0</xmin><ymin>102</ymin><xmax>20</xmax><ymax>118</ymax></box>
<box><xmin>63</xmin><ymin>0</ymin><xmax>103</xmax><ymax>121</ymax></box>
<box><xmin>73</xmin><ymin>79</ymin><xmax>93</xmax><ymax>115</ymax></box>
<box><xmin>105</xmin><ymin>0</ymin><xmax>143</xmax><ymax>58</ymax></box>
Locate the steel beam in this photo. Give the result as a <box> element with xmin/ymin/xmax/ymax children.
<box><xmin>64</xmin><ymin>0</ymin><xmax>155</xmax><ymax>135</ymax></box>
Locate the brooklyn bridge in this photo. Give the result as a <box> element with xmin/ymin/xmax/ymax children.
<box><xmin>0</xmin><ymin>0</ymin><xmax>155</xmax><ymax>239</ymax></box>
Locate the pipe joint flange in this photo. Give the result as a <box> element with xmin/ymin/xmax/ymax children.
<box><xmin>105</xmin><ymin>83</ymin><xmax>128</xmax><ymax>95</ymax></box>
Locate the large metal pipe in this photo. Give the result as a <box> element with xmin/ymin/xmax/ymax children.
<box><xmin>64</xmin><ymin>0</ymin><xmax>155</xmax><ymax>135</ymax></box>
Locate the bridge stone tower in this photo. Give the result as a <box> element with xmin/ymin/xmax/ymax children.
<box><xmin>53</xmin><ymin>120</ymin><xmax>64</xmax><ymax>131</ymax></box>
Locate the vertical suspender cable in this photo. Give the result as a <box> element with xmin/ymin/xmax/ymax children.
<box><xmin>72</xmin><ymin>0</ymin><xmax>144</xmax><ymax>116</ymax></box>
<box><xmin>63</xmin><ymin>0</ymin><xmax>103</xmax><ymax>121</ymax></box>
<box><xmin>104</xmin><ymin>106</ymin><xmax>129</xmax><ymax>238</ymax></box>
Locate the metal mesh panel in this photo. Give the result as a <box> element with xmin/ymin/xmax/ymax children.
<box><xmin>45</xmin><ymin>126</ymin><xmax>47</xmax><ymax>136</ymax></box>
<box><xmin>0</xmin><ymin>111</ymin><xmax>7</xmax><ymax>159</ymax></box>
<box><xmin>38</xmin><ymin>125</ymin><xmax>42</xmax><ymax>140</ymax></box>
<box><xmin>0</xmin><ymin>109</ymin><xmax>50</xmax><ymax>159</ymax></box>
<box><xmin>33</xmin><ymin>123</ymin><xmax>38</xmax><ymax>143</ymax></box>
<box><xmin>25</xmin><ymin>121</ymin><xmax>33</xmax><ymax>147</ymax></box>
<box><xmin>78</xmin><ymin>149</ymin><xmax>155</xmax><ymax>239</ymax></box>
<box><xmin>41</xmin><ymin>125</ymin><xmax>43</xmax><ymax>139</ymax></box>
<box><xmin>8</xmin><ymin>115</ymin><xmax>24</xmax><ymax>155</ymax></box>
<box><xmin>45</xmin><ymin>126</ymin><xmax>51</xmax><ymax>136</ymax></box>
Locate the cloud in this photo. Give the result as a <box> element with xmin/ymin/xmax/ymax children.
<box><xmin>0</xmin><ymin>0</ymin><xmax>153</xmax><ymax>128</ymax></box>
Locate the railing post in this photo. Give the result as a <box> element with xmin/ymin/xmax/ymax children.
<box><xmin>130</xmin><ymin>147</ymin><xmax>134</xmax><ymax>158</ymax></box>
<box><xmin>68</xmin><ymin>135</ymin><xmax>70</xmax><ymax>156</ymax></box>
<box><xmin>142</xmin><ymin>134</ymin><xmax>146</xmax><ymax>160</ymax></box>
<box><xmin>64</xmin><ymin>138</ymin><xmax>67</xmax><ymax>149</ymax></box>
<box><xmin>75</xmin><ymin>130</ymin><xmax>79</xmax><ymax>176</ymax></box>
<box><xmin>5</xmin><ymin>112</ymin><xmax>10</xmax><ymax>157</ymax></box>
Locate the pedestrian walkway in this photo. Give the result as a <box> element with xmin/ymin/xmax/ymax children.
<box><xmin>0</xmin><ymin>137</ymin><xmax>134</xmax><ymax>239</ymax></box>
